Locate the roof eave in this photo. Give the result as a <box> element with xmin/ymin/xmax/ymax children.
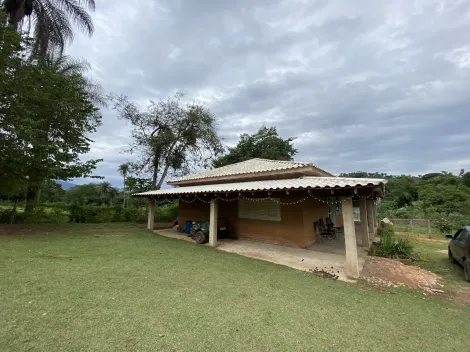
<box><xmin>168</xmin><ymin>166</ymin><xmax>334</xmax><ymax>186</ymax></box>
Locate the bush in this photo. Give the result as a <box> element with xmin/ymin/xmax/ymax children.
<box><xmin>0</xmin><ymin>209</ymin><xmax>26</xmax><ymax>224</ymax></box>
<box><xmin>371</xmin><ymin>223</ymin><xmax>415</xmax><ymax>259</ymax></box>
<box><xmin>156</xmin><ymin>202</ymin><xmax>178</xmax><ymax>222</ymax></box>
<box><xmin>434</xmin><ymin>217</ymin><xmax>452</xmax><ymax>234</ymax></box>
<box><xmin>69</xmin><ymin>204</ymin><xmax>149</xmax><ymax>223</ymax></box>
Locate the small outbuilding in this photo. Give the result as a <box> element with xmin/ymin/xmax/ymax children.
<box><xmin>133</xmin><ymin>158</ymin><xmax>387</xmax><ymax>277</ymax></box>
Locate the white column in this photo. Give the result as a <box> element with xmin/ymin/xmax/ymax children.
<box><xmin>359</xmin><ymin>199</ymin><xmax>369</xmax><ymax>248</ymax></box>
<box><xmin>209</xmin><ymin>199</ymin><xmax>218</xmax><ymax>247</ymax></box>
<box><xmin>342</xmin><ymin>198</ymin><xmax>359</xmax><ymax>278</ymax></box>
<box><xmin>147</xmin><ymin>199</ymin><xmax>156</xmax><ymax>230</ymax></box>
<box><xmin>366</xmin><ymin>199</ymin><xmax>375</xmax><ymax>239</ymax></box>
<box><xmin>373</xmin><ymin>202</ymin><xmax>378</xmax><ymax>230</ymax></box>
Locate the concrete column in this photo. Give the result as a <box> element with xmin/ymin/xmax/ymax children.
<box><xmin>342</xmin><ymin>198</ymin><xmax>359</xmax><ymax>278</ymax></box>
<box><xmin>359</xmin><ymin>199</ymin><xmax>369</xmax><ymax>248</ymax></box>
<box><xmin>147</xmin><ymin>199</ymin><xmax>156</xmax><ymax>230</ymax></box>
<box><xmin>366</xmin><ymin>199</ymin><xmax>375</xmax><ymax>238</ymax></box>
<box><xmin>209</xmin><ymin>199</ymin><xmax>218</xmax><ymax>247</ymax></box>
<box><xmin>373</xmin><ymin>202</ymin><xmax>378</xmax><ymax>230</ymax></box>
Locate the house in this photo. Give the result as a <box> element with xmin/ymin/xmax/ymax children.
<box><xmin>133</xmin><ymin>158</ymin><xmax>387</xmax><ymax>277</ymax></box>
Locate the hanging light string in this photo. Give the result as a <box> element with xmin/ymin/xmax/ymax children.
<box><xmin>172</xmin><ymin>192</ymin><xmax>378</xmax><ymax>206</ymax></box>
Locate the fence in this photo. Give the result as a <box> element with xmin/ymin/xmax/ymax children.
<box><xmin>387</xmin><ymin>218</ymin><xmax>440</xmax><ymax>239</ymax></box>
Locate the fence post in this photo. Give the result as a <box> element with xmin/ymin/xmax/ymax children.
<box><xmin>427</xmin><ymin>219</ymin><xmax>432</xmax><ymax>239</ymax></box>
<box><xmin>410</xmin><ymin>219</ymin><xmax>413</xmax><ymax>235</ymax></box>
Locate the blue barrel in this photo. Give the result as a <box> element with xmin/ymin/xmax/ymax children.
<box><xmin>184</xmin><ymin>220</ymin><xmax>193</xmax><ymax>234</ymax></box>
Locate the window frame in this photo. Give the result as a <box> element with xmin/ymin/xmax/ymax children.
<box><xmin>238</xmin><ymin>198</ymin><xmax>281</xmax><ymax>222</ymax></box>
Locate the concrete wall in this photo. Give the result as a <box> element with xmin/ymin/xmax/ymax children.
<box><xmin>178</xmin><ymin>196</ymin><xmax>330</xmax><ymax>248</ymax></box>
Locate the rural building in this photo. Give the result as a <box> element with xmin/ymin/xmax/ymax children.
<box><xmin>133</xmin><ymin>158</ymin><xmax>387</xmax><ymax>277</ymax></box>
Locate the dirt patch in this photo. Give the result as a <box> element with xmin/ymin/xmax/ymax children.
<box><xmin>454</xmin><ymin>287</ymin><xmax>470</xmax><ymax>306</ymax></box>
<box><xmin>435</xmin><ymin>250</ymin><xmax>448</xmax><ymax>255</ymax></box>
<box><xmin>0</xmin><ymin>225</ymin><xmax>59</xmax><ymax>236</ymax></box>
<box><xmin>309</xmin><ymin>268</ymin><xmax>339</xmax><ymax>280</ymax></box>
<box><xmin>93</xmin><ymin>234</ymin><xmax>124</xmax><ymax>238</ymax></box>
<box><xmin>361</xmin><ymin>256</ymin><xmax>444</xmax><ymax>294</ymax></box>
<box><xmin>136</xmin><ymin>223</ymin><xmax>173</xmax><ymax>230</ymax></box>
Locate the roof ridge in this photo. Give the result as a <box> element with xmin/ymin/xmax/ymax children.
<box><xmin>252</xmin><ymin>158</ymin><xmax>311</xmax><ymax>164</ymax></box>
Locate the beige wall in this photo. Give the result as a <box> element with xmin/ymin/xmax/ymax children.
<box><xmin>178</xmin><ymin>196</ymin><xmax>330</xmax><ymax>248</ymax></box>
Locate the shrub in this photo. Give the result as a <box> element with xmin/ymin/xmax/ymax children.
<box><xmin>434</xmin><ymin>217</ymin><xmax>452</xmax><ymax>234</ymax></box>
<box><xmin>156</xmin><ymin>202</ymin><xmax>178</xmax><ymax>222</ymax></box>
<box><xmin>371</xmin><ymin>223</ymin><xmax>415</xmax><ymax>259</ymax></box>
<box><xmin>69</xmin><ymin>204</ymin><xmax>150</xmax><ymax>223</ymax></box>
<box><xmin>0</xmin><ymin>209</ymin><xmax>26</xmax><ymax>224</ymax></box>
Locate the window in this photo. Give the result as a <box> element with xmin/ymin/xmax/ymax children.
<box><xmin>458</xmin><ymin>229</ymin><xmax>469</xmax><ymax>242</ymax></box>
<box><xmin>454</xmin><ymin>229</ymin><xmax>463</xmax><ymax>240</ymax></box>
<box><xmin>238</xmin><ymin>199</ymin><xmax>281</xmax><ymax>222</ymax></box>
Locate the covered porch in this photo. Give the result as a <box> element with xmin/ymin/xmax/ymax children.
<box><xmin>134</xmin><ymin>176</ymin><xmax>384</xmax><ymax>278</ymax></box>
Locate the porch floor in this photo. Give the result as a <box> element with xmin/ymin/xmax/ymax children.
<box><xmin>154</xmin><ymin>229</ymin><xmax>367</xmax><ymax>281</ymax></box>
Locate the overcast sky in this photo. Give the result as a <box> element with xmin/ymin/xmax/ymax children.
<box><xmin>68</xmin><ymin>0</ymin><xmax>470</xmax><ymax>187</ymax></box>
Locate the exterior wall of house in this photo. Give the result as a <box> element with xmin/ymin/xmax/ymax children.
<box><xmin>178</xmin><ymin>196</ymin><xmax>330</xmax><ymax>248</ymax></box>
<box><xmin>178</xmin><ymin>199</ymin><xmax>238</xmax><ymax>234</ymax></box>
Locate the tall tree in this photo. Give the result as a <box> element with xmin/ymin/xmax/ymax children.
<box><xmin>2</xmin><ymin>0</ymin><xmax>95</xmax><ymax>57</ymax></box>
<box><xmin>213</xmin><ymin>126</ymin><xmax>297</xmax><ymax>168</ymax></box>
<box><xmin>41</xmin><ymin>52</ymin><xmax>107</xmax><ymax>106</ymax></box>
<box><xmin>112</xmin><ymin>93</ymin><xmax>224</xmax><ymax>190</ymax></box>
<box><xmin>118</xmin><ymin>163</ymin><xmax>129</xmax><ymax>208</ymax></box>
<box><xmin>0</xmin><ymin>20</ymin><xmax>102</xmax><ymax>215</ymax></box>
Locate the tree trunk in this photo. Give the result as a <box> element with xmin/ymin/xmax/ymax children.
<box><xmin>122</xmin><ymin>176</ymin><xmax>126</xmax><ymax>208</ymax></box>
<box><xmin>152</xmin><ymin>163</ymin><xmax>158</xmax><ymax>190</ymax></box>
<box><xmin>10</xmin><ymin>198</ymin><xmax>18</xmax><ymax>224</ymax></box>
<box><xmin>24</xmin><ymin>181</ymin><xmax>40</xmax><ymax>218</ymax></box>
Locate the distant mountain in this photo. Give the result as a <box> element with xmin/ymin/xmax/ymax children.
<box><xmin>56</xmin><ymin>180</ymin><xmax>77</xmax><ymax>190</ymax></box>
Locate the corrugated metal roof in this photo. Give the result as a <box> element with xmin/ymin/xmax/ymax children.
<box><xmin>134</xmin><ymin>176</ymin><xmax>387</xmax><ymax>197</ymax></box>
<box><xmin>167</xmin><ymin>158</ymin><xmax>333</xmax><ymax>185</ymax></box>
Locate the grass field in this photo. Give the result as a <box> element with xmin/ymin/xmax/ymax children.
<box><xmin>0</xmin><ymin>224</ymin><xmax>468</xmax><ymax>351</ymax></box>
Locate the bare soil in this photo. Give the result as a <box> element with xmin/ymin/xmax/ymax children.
<box><xmin>136</xmin><ymin>223</ymin><xmax>173</xmax><ymax>230</ymax></box>
<box><xmin>0</xmin><ymin>225</ymin><xmax>56</xmax><ymax>236</ymax></box>
<box><xmin>361</xmin><ymin>256</ymin><xmax>444</xmax><ymax>294</ymax></box>
<box><xmin>454</xmin><ymin>287</ymin><xmax>470</xmax><ymax>306</ymax></box>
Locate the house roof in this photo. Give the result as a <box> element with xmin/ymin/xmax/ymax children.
<box><xmin>134</xmin><ymin>176</ymin><xmax>387</xmax><ymax>198</ymax></box>
<box><xmin>167</xmin><ymin>158</ymin><xmax>334</xmax><ymax>185</ymax></box>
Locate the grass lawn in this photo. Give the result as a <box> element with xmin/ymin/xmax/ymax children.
<box><xmin>0</xmin><ymin>224</ymin><xmax>468</xmax><ymax>351</ymax></box>
<box><xmin>412</xmin><ymin>238</ymin><xmax>468</xmax><ymax>297</ymax></box>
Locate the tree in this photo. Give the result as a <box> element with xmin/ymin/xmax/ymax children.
<box><xmin>461</xmin><ymin>171</ymin><xmax>470</xmax><ymax>188</ymax></box>
<box><xmin>40</xmin><ymin>180</ymin><xmax>65</xmax><ymax>202</ymax></box>
<box><xmin>2</xmin><ymin>0</ymin><xmax>95</xmax><ymax>57</ymax></box>
<box><xmin>112</xmin><ymin>93</ymin><xmax>224</xmax><ymax>190</ymax></box>
<box><xmin>41</xmin><ymin>52</ymin><xmax>107</xmax><ymax>106</ymax></box>
<box><xmin>213</xmin><ymin>126</ymin><xmax>297</xmax><ymax>168</ymax></box>
<box><xmin>118</xmin><ymin>163</ymin><xmax>129</xmax><ymax>208</ymax></box>
<box><xmin>0</xmin><ymin>21</ymin><xmax>102</xmax><ymax>215</ymax></box>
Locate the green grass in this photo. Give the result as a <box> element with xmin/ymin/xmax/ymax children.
<box><xmin>412</xmin><ymin>239</ymin><xmax>466</xmax><ymax>285</ymax></box>
<box><xmin>392</xmin><ymin>223</ymin><xmax>442</xmax><ymax>238</ymax></box>
<box><xmin>0</xmin><ymin>224</ymin><xmax>468</xmax><ymax>351</ymax></box>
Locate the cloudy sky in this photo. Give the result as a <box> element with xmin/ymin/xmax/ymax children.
<box><xmin>68</xmin><ymin>0</ymin><xmax>470</xmax><ymax>187</ymax></box>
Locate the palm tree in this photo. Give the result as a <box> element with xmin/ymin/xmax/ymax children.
<box><xmin>118</xmin><ymin>163</ymin><xmax>129</xmax><ymax>208</ymax></box>
<box><xmin>3</xmin><ymin>0</ymin><xmax>95</xmax><ymax>57</ymax></box>
<box><xmin>42</xmin><ymin>52</ymin><xmax>107</xmax><ymax>106</ymax></box>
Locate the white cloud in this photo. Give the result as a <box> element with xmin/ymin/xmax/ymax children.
<box><xmin>66</xmin><ymin>0</ymin><xmax>470</xmax><ymax>185</ymax></box>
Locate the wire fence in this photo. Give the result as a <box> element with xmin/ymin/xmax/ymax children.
<box><xmin>387</xmin><ymin>218</ymin><xmax>443</xmax><ymax>239</ymax></box>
